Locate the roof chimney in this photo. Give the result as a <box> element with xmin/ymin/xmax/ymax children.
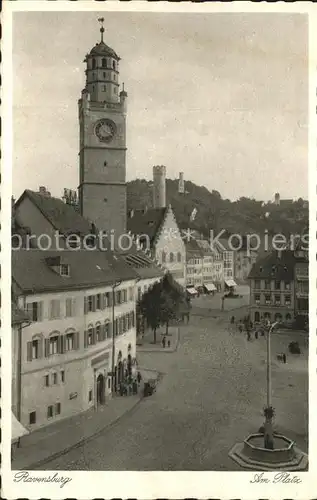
<box><xmin>153</xmin><ymin>165</ymin><xmax>166</xmax><ymax>209</ymax></box>
<box><xmin>38</xmin><ymin>186</ymin><xmax>51</xmax><ymax>197</ymax></box>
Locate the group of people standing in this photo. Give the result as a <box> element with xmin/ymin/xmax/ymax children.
<box><xmin>230</xmin><ymin>315</ymin><xmax>265</xmax><ymax>341</ymax></box>
<box><xmin>118</xmin><ymin>371</ymin><xmax>143</xmax><ymax>396</ymax></box>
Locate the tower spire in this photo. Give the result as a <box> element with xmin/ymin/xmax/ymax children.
<box><xmin>98</xmin><ymin>17</ymin><xmax>105</xmax><ymax>42</ymax></box>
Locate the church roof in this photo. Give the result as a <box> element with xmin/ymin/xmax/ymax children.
<box><xmin>89</xmin><ymin>41</ymin><xmax>119</xmax><ymax>60</ymax></box>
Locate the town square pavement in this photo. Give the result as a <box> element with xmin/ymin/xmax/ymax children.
<box><xmin>39</xmin><ymin>313</ymin><xmax>308</xmax><ymax>471</ymax></box>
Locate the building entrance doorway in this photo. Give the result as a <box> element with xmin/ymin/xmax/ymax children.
<box><xmin>96</xmin><ymin>374</ymin><xmax>105</xmax><ymax>405</ymax></box>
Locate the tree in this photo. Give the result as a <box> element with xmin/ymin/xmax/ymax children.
<box><xmin>138</xmin><ymin>282</ymin><xmax>162</xmax><ymax>344</ymax></box>
<box><xmin>160</xmin><ymin>273</ymin><xmax>188</xmax><ymax>334</ymax></box>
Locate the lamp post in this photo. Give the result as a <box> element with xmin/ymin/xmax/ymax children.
<box><xmin>264</xmin><ymin>320</ymin><xmax>278</xmax><ymax>449</ymax></box>
<box><xmin>111</xmin><ymin>280</ymin><xmax>122</xmax><ymax>394</ymax></box>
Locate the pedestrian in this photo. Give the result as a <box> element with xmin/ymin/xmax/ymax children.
<box><xmin>167</xmin><ymin>340</ymin><xmax>171</xmax><ymax>348</ymax></box>
<box><xmin>162</xmin><ymin>336</ymin><xmax>166</xmax><ymax>348</ymax></box>
<box><xmin>247</xmin><ymin>331</ymin><xmax>251</xmax><ymax>341</ymax></box>
<box><xmin>231</xmin><ymin>316</ymin><xmax>235</xmax><ymax>324</ymax></box>
<box><xmin>239</xmin><ymin>324</ymin><xmax>243</xmax><ymax>333</ymax></box>
<box><xmin>137</xmin><ymin>371</ymin><xmax>142</xmax><ymax>385</ymax></box>
<box><xmin>255</xmin><ymin>331</ymin><xmax>258</xmax><ymax>340</ymax></box>
<box><xmin>250</xmin><ymin>321</ymin><xmax>253</xmax><ymax>329</ymax></box>
<box><xmin>283</xmin><ymin>353</ymin><xmax>286</xmax><ymax>364</ymax></box>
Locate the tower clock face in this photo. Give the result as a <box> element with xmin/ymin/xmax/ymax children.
<box><xmin>95</xmin><ymin>119</ymin><xmax>116</xmax><ymax>143</ymax></box>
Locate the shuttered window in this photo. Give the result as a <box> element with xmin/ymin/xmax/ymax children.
<box><xmin>49</xmin><ymin>300</ymin><xmax>61</xmax><ymax>320</ymax></box>
<box><xmin>66</xmin><ymin>298</ymin><xmax>76</xmax><ymax>317</ymax></box>
<box><xmin>26</xmin><ymin>301</ymin><xmax>43</xmax><ymax>322</ymax></box>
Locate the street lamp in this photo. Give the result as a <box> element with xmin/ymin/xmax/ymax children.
<box><xmin>264</xmin><ymin>320</ymin><xmax>279</xmax><ymax>449</ymax></box>
<box><xmin>111</xmin><ymin>280</ymin><xmax>122</xmax><ymax>394</ymax></box>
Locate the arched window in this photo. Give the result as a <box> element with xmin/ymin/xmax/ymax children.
<box><xmin>95</xmin><ymin>322</ymin><xmax>102</xmax><ymax>342</ymax></box>
<box><xmin>254</xmin><ymin>311</ymin><xmax>260</xmax><ymax>323</ymax></box>
<box><xmin>285</xmin><ymin>313</ymin><xmax>292</xmax><ymax>321</ymax></box>
<box><xmin>103</xmin><ymin>85</ymin><xmax>106</xmax><ymax>91</ymax></box>
<box><xmin>92</xmin><ymin>58</ymin><xmax>96</xmax><ymax>69</ymax></box>
<box><xmin>169</xmin><ymin>252</ymin><xmax>174</xmax><ymax>263</ymax></box>
<box><xmin>112</xmin><ymin>60</ymin><xmax>116</xmax><ymax>70</ymax></box>
<box><xmin>264</xmin><ymin>312</ymin><xmax>271</xmax><ymax>320</ymax></box>
<box><xmin>102</xmin><ymin>58</ymin><xmax>107</xmax><ymax>68</ymax></box>
<box><xmin>27</xmin><ymin>333</ymin><xmax>44</xmax><ymax>361</ymax></box>
<box><xmin>275</xmin><ymin>313</ymin><xmax>282</xmax><ymax>322</ymax></box>
<box><xmin>48</xmin><ymin>331</ymin><xmax>60</xmax><ymax>356</ymax></box>
<box><xmin>87</xmin><ymin>324</ymin><xmax>94</xmax><ymax>346</ymax></box>
<box><xmin>177</xmin><ymin>252</ymin><xmax>182</xmax><ymax>263</ymax></box>
<box><xmin>104</xmin><ymin>320</ymin><xmax>110</xmax><ymax>339</ymax></box>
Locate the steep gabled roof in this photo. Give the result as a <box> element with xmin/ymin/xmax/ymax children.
<box><xmin>15</xmin><ymin>190</ymin><xmax>92</xmax><ymax>236</ymax></box>
<box><xmin>248</xmin><ymin>250</ymin><xmax>297</xmax><ymax>281</ymax></box>
<box><xmin>185</xmin><ymin>238</ymin><xmax>204</xmax><ymax>259</ymax></box>
<box><xmin>127</xmin><ymin>208</ymin><xmax>167</xmax><ymax>246</ymax></box>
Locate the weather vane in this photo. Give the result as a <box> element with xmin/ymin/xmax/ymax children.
<box><xmin>98</xmin><ymin>17</ymin><xmax>105</xmax><ymax>42</ymax></box>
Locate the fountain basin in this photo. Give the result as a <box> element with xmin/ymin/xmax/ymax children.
<box><xmin>242</xmin><ymin>433</ymin><xmax>295</xmax><ymax>463</ymax></box>
<box><xmin>229</xmin><ymin>433</ymin><xmax>308</xmax><ymax>471</ymax></box>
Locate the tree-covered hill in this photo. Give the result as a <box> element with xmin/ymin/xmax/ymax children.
<box><xmin>127</xmin><ymin>178</ymin><xmax>308</xmax><ymax>239</ymax></box>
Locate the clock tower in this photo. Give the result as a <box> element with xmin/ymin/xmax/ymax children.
<box><xmin>78</xmin><ymin>19</ymin><xmax>128</xmax><ymax>239</ymax></box>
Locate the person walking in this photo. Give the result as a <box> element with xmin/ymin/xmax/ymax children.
<box><xmin>162</xmin><ymin>336</ymin><xmax>166</xmax><ymax>348</ymax></box>
<box><xmin>283</xmin><ymin>353</ymin><xmax>286</xmax><ymax>364</ymax></box>
<box><xmin>255</xmin><ymin>331</ymin><xmax>258</xmax><ymax>340</ymax></box>
<box><xmin>137</xmin><ymin>371</ymin><xmax>142</xmax><ymax>385</ymax></box>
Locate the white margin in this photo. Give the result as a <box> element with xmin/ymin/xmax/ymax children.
<box><xmin>1</xmin><ymin>1</ymin><xmax>316</xmax><ymax>499</ymax></box>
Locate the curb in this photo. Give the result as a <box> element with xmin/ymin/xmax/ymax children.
<box><xmin>137</xmin><ymin>327</ymin><xmax>180</xmax><ymax>354</ymax></box>
<box><xmin>19</xmin><ymin>369</ymin><xmax>163</xmax><ymax>471</ymax></box>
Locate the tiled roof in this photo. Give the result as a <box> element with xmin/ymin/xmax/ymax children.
<box><xmin>16</xmin><ymin>190</ymin><xmax>93</xmax><ymax>236</ymax></box>
<box><xmin>11</xmin><ymin>302</ymin><xmax>30</xmax><ymax>325</ymax></box>
<box><xmin>196</xmin><ymin>239</ymin><xmax>214</xmax><ymax>255</ymax></box>
<box><xmin>89</xmin><ymin>41</ymin><xmax>119</xmax><ymax>59</ymax></box>
<box><xmin>248</xmin><ymin>250</ymin><xmax>297</xmax><ymax>281</ymax></box>
<box><xmin>12</xmin><ymin>249</ymin><xmax>138</xmax><ymax>294</ymax></box>
<box><xmin>127</xmin><ymin>208</ymin><xmax>167</xmax><ymax>246</ymax></box>
<box><xmin>185</xmin><ymin>238</ymin><xmax>204</xmax><ymax>259</ymax></box>
<box><xmin>14</xmin><ymin>190</ymin><xmax>164</xmax><ymax>283</ymax></box>
<box><xmin>120</xmin><ymin>246</ymin><xmax>165</xmax><ymax>280</ymax></box>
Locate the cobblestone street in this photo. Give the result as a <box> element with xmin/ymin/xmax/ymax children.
<box><xmin>39</xmin><ymin>314</ymin><xmax>308</xmax><ymax>471</ymax></box>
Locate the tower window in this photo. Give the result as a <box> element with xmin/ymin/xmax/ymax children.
<box><xmin>113</xmin><ymin>74</ymin><xmax>116</xmax><ymax>81</ymax></box>
<box><xmin>102</xmin><ymin>58</ymin><xmax>107</xmax><ymax>68</ymax></box>
<box><xmin>103</xmin><ymin>72</ymin><xmax>106</xmax><ymax>78</ymax></box>
<box><xmin>92</xmin><ymin>58</ymin><xmax>96</xmax><ymax>69</ymax></box>
<box><xmin>114</xmin><ymin>87</ymin><xmax>117</xmax><ymax>94</ymax></box>
<box><xmin>103</xmin><ymin>85</ymin><xmax>106</xmax><ymax>91</ymax></box>
<box><xmin>112</xmin><ymin>60</ymin><xmax>116</xmax><ymax>70</ymax></box>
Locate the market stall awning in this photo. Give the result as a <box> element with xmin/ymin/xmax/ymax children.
<box><xmin>186</xmin><ymin>287</ymin><xmax>198</xmax><ymax>295</ymax></box>
<box><xmin>11</xmin><ymin>412</ymin><xmax>29</xmax><ymax>442</ymax></box>
<box><xmin>204</xmin><ymin>283</ymin><xmax>217</xmax><ymax>292</ymax></box>
<box><xmin>225</xmin><ymin>279</ymin><xmax>237</xmax><ymax>288</ymax></box>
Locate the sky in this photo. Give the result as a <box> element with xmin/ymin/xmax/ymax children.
<box><xmin>13</xmin><ymin>11</ymin><xmax>308</xmax><ymax>202</ymax></box>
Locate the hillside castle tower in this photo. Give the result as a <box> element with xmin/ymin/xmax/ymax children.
<box><xmin>153</xmin><ymin>165</ymin><xmax>166</xmax><ymax>208</ymax></box>
<box><xmin>78</xmin><ymin>19</ymin><xmax>127</xmax><ymax>237</ymax></box>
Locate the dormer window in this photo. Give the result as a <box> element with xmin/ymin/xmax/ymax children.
<box><xmin>60</xmin><ymin>264</ymin><xmax>70</xmax><ymax>277</ymax></box>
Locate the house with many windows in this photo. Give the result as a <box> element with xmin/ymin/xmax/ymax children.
<box><xmin>195</xmin><ymin>239</ymin><xmax>223</xmax><ymax>292</ymax></box>
<box><xmin>248</xmin><ymin>250</ymin><xmax>297</xmax><ymax>324</ymax></box>
<box><xmin>185</xmin><ymin>238</ymin><xmax>203</xmax><ymax>295</ymax></box>
<box><xmin>12</xmin><ymin>249</ymin><xmax>138</xmax><ymax>430</ymax></box>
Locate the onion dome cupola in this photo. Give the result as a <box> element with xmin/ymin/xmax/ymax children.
<box><xmin>83</xmin><ymin>18</ymin><xmax>121</xmax><ymax>104</ymax></box>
